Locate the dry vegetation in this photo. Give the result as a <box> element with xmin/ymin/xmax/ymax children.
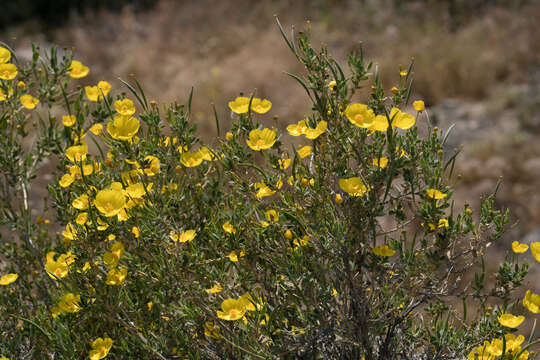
<box><xmin>6</xmin><ymin>0</ymin><xmax>540</xmax><ymax>130</ymax></box>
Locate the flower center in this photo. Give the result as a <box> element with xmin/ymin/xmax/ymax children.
<box><xmin>354</xmin><ymin>114</ymin><xmax>364</xmax><ymax>123</ymax></box>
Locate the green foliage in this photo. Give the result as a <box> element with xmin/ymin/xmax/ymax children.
<box><xmin>0</xmin><ymin>21</ymin><xmax>538</xmax><ymax>360</ymax></box>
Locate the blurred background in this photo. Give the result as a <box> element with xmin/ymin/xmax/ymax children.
<box><xmin>3</xmin><ymin>0</ymin><xmax>540</xmax><ymax>293</ymax></box>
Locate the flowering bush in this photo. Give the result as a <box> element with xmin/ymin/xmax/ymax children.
<box><xmin>0</xmin><ymin>20</ymin><xmax>538</xmax><ymax>359</ymax></box>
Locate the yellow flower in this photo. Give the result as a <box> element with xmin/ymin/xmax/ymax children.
<box><xmin>254</xmin><ymin>181</ymin><xmax>276</xmax><ymax>199</ymax></box>
<box><xmin>426</xmin><ymin>188</ymin><xmax>447</xmax><ymax>200</ymax></box>
<box><xmin>85</xmin><ymin>86</ymin><xmax>99</xmax><ymax>102</ymax></box>
<box><xmin>373</xmin><ymin>157</ymin><xmax>388</xmax><ymax>168</ymax></box>
<box><xmin>228</xmin><ymin>250</ymin><xmax>245</xmax><ymax>262</ymax></box>
<box><xmin>512</xmin><ymin>241</ymin><xmax>529</xmax><ymax>254</ymax></box>
<box><xmin>287</xmin><ymin>120</ymin><xmax>308</xmax><ymax>136</ymax></box>
<box><xmin>305</xmin><ymin>121</ymin><xmax>327</xmax><ymax>140</ymax></box>
<box><xmin>484</xmin><ymin>338</ymin><xmax>503</xmax><ymax>356</ymax></box>
<box><xmin>0</xmin><ymin>273</ymin><xmax>18</xmax><ymax>285</ymax></box>
<box><xmin>94</xmin><ymin>186</ymin><xmax>127</xmax><ymax>217</ymax></box>
<box><xmin>438</xmin><ymin>219</ymin><xmax>449</xmax><ymax>228</ymax></box>
<box><xmin>345</xmin><ymin>104</ymin><xmax>376</xmax><ymax>128</ymax></box>
<box><xmin>89</xmin><ymin>337</ymin><xmax>113</xmax><ymax>360</ymax></box>
<box><xmin>228</xmin><ymin>96</ymin><xmax>250</xmax><ymax>114</ymax></box>
<box><xmin>293</xmin><ymin>235</ymin><xmax>309</xmax><ymax>248</ymax></box>
<box><xmin>339</xmin><ymin>177</ymin><xmax>368</xmax><ymax>197</ymax></box>
<box><xmin>85</xmin><ymin>81</ymin><xmax>111</xmax><ymax>102</ymax></box>
<box><xmin>20</xmin><ymin>94</ymin><xmax>39</xmax><ymax>109</ymax></box>
<box><xmin>503</xmin><ymin>333</ymin><xmax>525</xmax><ymax>352</ymax></box>
<box><xmin>45</xmin><ymin>251</ymin><xmax>75</xmax><ymax>279</ymax></box>
<box><xmin>180</xmin><ymin>151</ymin><xmax>204</xmax><ymax>167</ymax></box>
<box><xmin>497</xmin><ymin>313</ymin><xmax>524</xmax><ymax>328</ymax></box>
<box><xmin>106</xmin><ymin>268</ymin><xmax>127</xmax><ymax>286</ymax></box>
<box><xmin>390</xmin><ymin>107</ymin><xmax>415</xmax><ymax>130</ymax></box>
<box><xmin>66</xmin><ymin>163</ymin><xmax>93</xmax><ymax>178</ymax></box>
<box><xmin>328</xmin><ymin>80</ymin><xmax>337</xmax><ymax>91</ymax></box>
<box><xmin>369</xmin><ymin>115</ymin><xmax>390</xmax><ymax>132</ymax></box>
<box><xmin>0</xmin><ymin>86</ymin><xmax>13</xmax><ymax>101</ymax></box>
<box><xmin>204</xmin><ymin>321</ymin><xmax>221</xmax><ymax>338</ymax></box>
<box><xmin>68</xmin><ymin>60</ymin><xmax>89</xmax><ymax>79</ymax></box>
<box><xmin>116</xmin><ymin>207</ymin><xmax>129</xmax><ymax>222</ymax></box>
<box><xmin>114</xmin><ymin>99</ymin><xmax>136</xmax><ymax>116</ymax></box>
<box><xmin>57</xmin><ymin>293</ymin><xmax>82</xmax><ymax>313</ymax></box>
<box><xmin>97</xmin><ymin>218</ymin><xmax>109</xmax><ymax>231</ymax></box>
<box><xmin>65</xmin><ymin>142</ymin><xmax>88</xmax><ymax>162</ymax></box>
<box><xmin>531</xmin><ymin>242</ymin><xmax>540</xmax><ymax>262</ymax></box>
<box><xmin>413</xmin><ymin>100</ymin><xmax>425</xmax><ymax>112</ymax></box>
<box><xmin>205</xmin><ymin>283</ymin><xmax>223</xmax><ymax>294</ymax></box>
<box><xmin>0</xmin><ymin>63</ymin><xmax>18</xmax><ymax>80</ymax></box>
<box><xmin>172</xmin><ymin>229</ymin><xmax>196</xmax><ymax>243</ymax></box>
<box><xmin>239</xmin><ymin>292</ymin><xmax>264</xmax><ymax>311</ymax></box>
<box><xmin>72</xmin><ymin>194</ymin><xmax>90</xmax><ymax>210</ymax></box>
<box><xmin>285</xmin><ymin>229</ymin><xmax>293</xmax><ymax>240</ymax></box>
<box><xmin>467</xmin><ymin>343</ymin><xmax>492</xmax><ymax>360</ymax></box>
<box><xmin>169</xmin><ymin>231</ymin><xmax>180</xmax><ymax>241</ymax></box>
<box><xmin>216</xmin><ymin>298</ymin><xmax>247</xmax><ymax>321</ymax></box>
<box><xmin>123</xmin><ymin>183</ymin><xmax>145</xmax><ymax>199</ymax></box>
<box><xmin>279</xmin><ymin>158</ymin><xmax>291</xmax><ymax>170</ymax></box>
<box><xmin>297</xmin><ymin>145</ymin><xmax>312</xmax><ymax>158</ymax></box>
<box><xmin>97</xmin><ymin>81</ymin><xmax>111</xmax><ymax>96</ymax></box>
<box><xmin>89</xmin><ymin>123</ymin><xmax>103</xmax><ymax>135</ymax></box>
<box><xmin>222</xmin><ymin>221</ymin><xmax>236</xmax><ymax>234</ymax></box>
<box><xmin>107</xmin><ymin>115</ymin><xmax>140</xmax><ymax>141</ymax></box>
<box><xmin>246</xmin><ymin>128</ymin><xmax>276</xmax><ymax>151</ymax></box>
<box><xmin>225</xmin><ymin>132</ymin><xmax>233</xmax><ymax>141</ymax></box>
<box><xmin>0</xmin><ymin>46</ymin><xmax>11</xmax><ymax>63</ymax></box>
<box><xmin>62</xmin><ymin>223</ymin><xmax>77</xmax><ymax>243</ymax></box>
<box><xmin>251</xmin><ymin>98</ymin><xmax>272</xmax><ymax>114</ymax></box>
<box><xmin>199</xmin><ymin>147</ymin><xmax>218</xmax><ymax>161</ymax></box>
<box><xmin>59</xmin><ymin>173</ymin><xmax>75</xmax><ymax>188</ymax></box>
<box><xmin>335</xmin><ymin>193</ymin><xmax>343</xmax><ymax>204</ymax></box>
<box><xmin>103</xmin><ymin>242</ymin><xmax>125</xmax><ymax>268</ymax></box>
<box><xmin>373</xmin><ymin>245</ymin><xmax>396</xmax><ymax>257</ymax></box>
<box><xmin>62</xmin><ymin>115</ymin><xmax>76</xmax><ymax>127</ymax></box>
<box><xmin>17</xmin><ymin>81</ymin><xmax>26</xmax><ymax>90</ymax></box>
<box><xmin>75</xmin><ymin>212</ymin><xmax>88</xmax><ymax>225</ymax></box>
<box><xmin>265</xmin><ymin>209</ymin><xmax>279</xmax><ymax>223</ymax></box>
<box><xmin>130</xmin><ymin>226</ymin><xmax>140</xmax><ymax>238</ymax></box>
<box><xmin>425</xmin><ymin>223</ymin><xmax>436</xmax><ymax>231</ymax></box>
<box><xmin>523</xmin><ymin>289</ymin><xmax>540</xmax><ymax>314</ymax></box>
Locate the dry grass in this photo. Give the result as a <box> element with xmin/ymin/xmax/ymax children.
<box><xmin>6</xmin><ymin>0</ymin><xmax>540</xmax><ymax>137</ymax></box>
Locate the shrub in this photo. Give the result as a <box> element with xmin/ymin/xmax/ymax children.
<box><xmin>0</xmin><ymin>20</ymin><xmax>538</xmax><ymax>359</ymax></box>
